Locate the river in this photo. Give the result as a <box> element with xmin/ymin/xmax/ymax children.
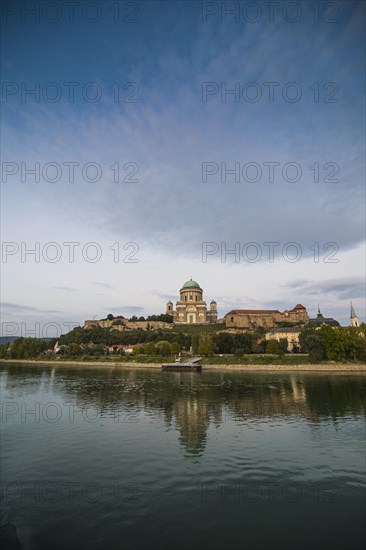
<box><xmin>1</xmin><ymin>364</ymin><xmax>365</xmax><ymax>550</ymax></box>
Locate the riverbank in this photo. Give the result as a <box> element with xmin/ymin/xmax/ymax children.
<box><xmin>1</xmin><ymin>359</ymin><xmax>365</xmax><ymax>372</ymax></box>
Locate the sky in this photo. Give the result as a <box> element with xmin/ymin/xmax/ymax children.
<box><xmin>1</xmin><ymin>0</ymin><xmax>365</xmax><ymax>337</ymax></box>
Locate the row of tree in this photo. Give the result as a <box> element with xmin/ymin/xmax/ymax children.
<box><xmin>57</xmin><ymin>326</ymin><xmax>192</xmax><ymax>348</ymax></box>
<box><xmin>299</xmin><ymin>325</ymin><xmax>366</xmax><ymax>362</ymax></box>
<box><xmin>0</xmin><ymin>338</ymin><xmax>48</xmax><ymax>359</ymax></box>
<box><xmin>103</xmin><ymin>313</ymin><xmax>173</xmax><ymax>323</ymax></box>
<box><xmin>1</xmin><ymin>325</ymin><xmax>364</xmax><ymax>361</ymax></box>
<box><xmin>56</xmin><ymin>327</ymin><xmax>270</xmax><ymax>355</ymax></box>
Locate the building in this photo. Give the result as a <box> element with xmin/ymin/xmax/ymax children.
<box><xmin>265</xmin><ymin>327</ymin><xmax>303</xmax><ymax>352</ymax></box>
<box><xmin>304</xmin><ymin>307</ymin><xmax>340</xmax><ymax>328</ymax></box>
<box><xmin>350</xmin><ymin>303</ymin><xmax>359</xmax><ymax>327</ymax></box>
<box><xmin>166</xmin><ymin>278</ymin><xmax>218</xmax><ymax>324</ymax></box>
<box><xmin>224</xmin><ymin>304</ymin><xmax>308</xmax><ymax>330</ymax></box>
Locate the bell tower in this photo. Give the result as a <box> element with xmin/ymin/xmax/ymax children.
<box><xmin>350</xmin><ymin>302</ymin><xmax>359</xmax><ymax>327</ymax></box>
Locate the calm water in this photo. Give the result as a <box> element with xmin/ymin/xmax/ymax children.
<box><xmin>0</xmin><ymin>364</ymin><xmax>365</xmax><ymax>550</ymax></box>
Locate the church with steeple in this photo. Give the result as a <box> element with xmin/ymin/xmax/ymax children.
<box><xmin>304</xmin><ymin>306</ymin><xmax>340</xmax><ymax>328</ymax></box>
<box><xmin>350</xmin><ymin>302</ymin><xmax>359</xmax><ymax>327</ymax></box>
<box><xmin>166</xmin><ymin>278</ymin><xmax>218</xmax><ymax>324</ymax></box>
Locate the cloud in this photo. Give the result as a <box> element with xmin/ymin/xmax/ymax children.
<box><xmin>284</xmin><ymin>277</ymin><xmax>365</xmax><ymax>300</ymax></box>
<box><xmin>2</xmin><ymin>2</ymin><xmax>364</xmax><ymax>260</ymax></box>
<box><xmin>53</xmin><ymin>286</ymin><xmax>76</xmax><ymax>292</ymax></box>
<box><xmin>104</xmin><ymin>306</ymin><xmax>145</xmax><ymax>315</ymax></box>
<box><xmin>91</xmin><ymin>282</ymin><xmax>115</xmax><ymax>289</ymax></box>
<box><xmin>154</xmin><ymin>292</ymin><xmax>177</xmax><ymax>301</ymax></box>
<box><xmin>0</xmin><ymin>303</ymin><xmax>62</xmax><ymax>313</ymax></box>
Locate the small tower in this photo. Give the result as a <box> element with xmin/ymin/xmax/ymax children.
<box><xmin>166</xmin><ymin>300</ymin><xmax>174</xmax><ymax>316</ymax></box>
<box><xmin>207</xmin><ymin>300</ymin><xmax>218</xmax><ymax>323</ymax></box>
<box><xmin>350</xmin><ymin>302</ymin><xmax>359</xmax><ymax>327</ymax></box>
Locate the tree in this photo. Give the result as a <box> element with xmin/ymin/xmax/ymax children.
<box><xmin>91</xmin><ymin>344</ymin><xmax>107</xmax><ymax>356</ymax></box>
<box><xmin>9</xmin><ymin>338</ymin><xmax>48</xmax><ymax>359</ymax></box>
<box><xmin>0</xmin><ymin>343</ymin><xmax>10</xmax><ymax>358</ymax></box>
<box><xmin>199</xmin><ymin>334</ymin><xmax>213</xmax><ymax>356</ymax></box>
<box><xmin>146</xmin><ymin>314</ymin><xmax>173</xmax><ymax>323</ymax></box>
<box><xmin>278</xmin><ymin>338</ymin><xmax>288</xmax><ymax>354</ymax></box>
<box><xmin>191</xmin><ymin>334</ymin><xmax>199</xmax><ymax>354</ymax></box>
<box><xmin>317</xmin><ymin>326</ymin><xmax>341</xmax><ymax>360</ymax></box>
<box><xmin>266</xmin><ymin>340</ymin><xmax>280</xmax><ymax>355</ymax></box>
<box><xmin>233</xmin><ymin>333</ymin><xmax>252</xmax><ymax>353</ymax></box>
<box><xmin>299</xmin><ymin>329</ymin><xmax>325</xmax><ymax>362</ymax></box>
<box><xmin>171</xmin><ymin>342</ymin><xmax>180</xmax><ymax>355</ymax></box>
<box><xmin>344</xmin><ymin>326</ymin><xmax>366</xmax><ymax>361</ymax></box>
<box><xmin>107</xmin><ymin>314</ymin><xmax>114</xmax><ymax>321</ymax></box>
<box><xmin>144</xmin><ymin>342</ymin><xmax>157</xmax><ymax>355</ymax></box>
<box><xmin>67</xmin><ymin>343</ymin><xmax>82</xmax><ymax>356</ymax></box>
<box><xmin>156</xmin><ymin>340</ymin><xmax>172</xmax><ymax>356</ymax></box>
<box><xmin>252</xmin><ymin>339</ymin><xmax>266</xmax><ymax>354</ymax></box>
<box><xmin>214</xmin><ymin>332</ymin><xmax>234</xmax><ymax>354</ymax></box>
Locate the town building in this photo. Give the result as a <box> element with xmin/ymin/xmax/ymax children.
<box><xmin>304</xmin><ymin>307</ymin><xmax>340</xmax><ymax>328</ymax></box>
<box><xmin>166</xmin><ymin>278</ymin><xmax>218</xmax><ymax>324</ymax></box>
<box><xmin>224</xmin><ymin>304</ymin><xmax>308</xmax><ymax>330</ymax></box>
<box><xmin>265</xmin><ymin>327</ymin><xmax>303</xmax><ymax>352</ymax></box>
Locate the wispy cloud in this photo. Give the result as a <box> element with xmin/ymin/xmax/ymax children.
<box><xmin>91</xmin><ymin>282</ymin><xmax>115</xmax><ymax>290</ymax></box>
<box><xmin>0</xmin><ymin>303</ymin><xmax>63</xmax><ymax>313</ymax></box>
<box><xmin>284</xmin><ymin>277</ymin><xmax>365</xmax><ymax>299</ymax></box>
<box><xmin>53</xmin><ymin>286</ymin><xmax>76</xmax><ymax>292</ymax></box>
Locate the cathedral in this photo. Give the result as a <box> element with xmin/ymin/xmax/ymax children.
<box><xmin>166</xmin><ymin>278</ymin><xmax>218</xmax><ymax>324</ymax></box>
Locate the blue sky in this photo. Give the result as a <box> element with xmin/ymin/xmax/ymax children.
<box><xmin>1</xmin><ymin>0</ymin><xmax>365</xmax><ymax>335</ymax></box>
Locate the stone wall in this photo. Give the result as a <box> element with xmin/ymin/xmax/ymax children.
<box><xmin>224</xmin><ymin>307</ymin><xmax>309</xmax><ymax>330</ymax></box>
<box><xmin>84</xmin><ymin>319</ymin><xmax>173</xmax><ymax>331</ymax></box>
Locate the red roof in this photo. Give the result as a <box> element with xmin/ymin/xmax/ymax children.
<box><xmin>228</xmin><ymin>309</ymin><xmax>280</xmax><ymax>315</ymax></box>
<box><xmin>291</xmin><ymin>304</ymin><xmax>306</xmax><ymax>310</ymax></box>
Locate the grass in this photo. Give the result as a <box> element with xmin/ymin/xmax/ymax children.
<box><xmin>201</xmin><ymin>355</ymin><xmax>311</xmax><ymax>365</ymax></box>
<box><xmin>172</xmin><ymin>323</ymin><xmax>226</xmax><ymax>335</ymax></box>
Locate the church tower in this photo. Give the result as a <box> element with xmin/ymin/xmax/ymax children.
<box><xmin>166</xmin><ymin>300</ymin><xmax>174</xmax><ymax>316</ymax></box>
<box><xmin>207</xmin><ymin>300</ymin><xmax>218</xmax><ymax>323</ymax></box>
<box><xmin>350</xmin><ymin>302</ymin><xmax>359</xmax><ymax>327</ymax></box>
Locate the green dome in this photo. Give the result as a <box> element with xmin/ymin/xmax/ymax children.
<box><xmin>182</xmin><ymin>278</ymin><xmax>201</xmax><ymax>289</ymax></box>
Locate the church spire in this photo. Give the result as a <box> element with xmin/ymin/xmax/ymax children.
<box><xmin>350</xmin><ymin>302</ymin><xmax>356</xmax><ymax>318</ymax></box>
<box><xmin>350</xmin><ymin>302</ymin><xmax>359</xmax><ymax>327</ymax></box>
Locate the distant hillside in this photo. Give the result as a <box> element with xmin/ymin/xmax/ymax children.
<box><xmin>0</xmin><ymin>336</ymin><xmax>54</xmax><ymax>344</ymax></box>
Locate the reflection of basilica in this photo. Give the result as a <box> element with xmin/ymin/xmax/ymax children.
<box><xmin>172</xmin><ymin>394</ymin><xmax>211</xmax><ymax>456</ymax></box>
<box><xmin>5</xmin><ymin>366</ymin><xmax>365</xmax><ymax>456</ymax></box>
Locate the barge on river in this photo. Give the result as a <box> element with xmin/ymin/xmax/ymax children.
<box><xmin>162</xmin><ymin>356</ymin><xmax>202</xmax><ymax>372</ymax></box>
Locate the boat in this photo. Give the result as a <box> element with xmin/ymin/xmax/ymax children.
<box><xmin>162</xmin><ymin>356</ymin><xmax>202</xmax><ymax>372</ymax></box>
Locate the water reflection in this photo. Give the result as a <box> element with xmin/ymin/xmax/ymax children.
<box><xmin>1</xmin><ymin>365</ymin><xmax>365</xmax><ymax>457</ymax></box>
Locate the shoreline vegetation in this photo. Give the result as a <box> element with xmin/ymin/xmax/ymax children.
<box><xmin>1</xmin><ymin>324</ymin><xmax>365</xmax><ymax>371</ymax></box>
<box><xmin>1</xmin><ymin>358</ymin><xmax>365</xmax><ymax>372</ymax></box>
